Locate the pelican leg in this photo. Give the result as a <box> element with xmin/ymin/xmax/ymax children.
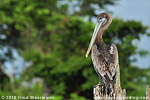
<box><xmin>103</xmin><ymin>84</ymin><xmax>108</xmax><ymax>95</ymax></box>
<box><xmin>104</xmin><ymin>84</ymin><xmax>112</xmax><ymax>95</ymax></box>
<box><xmin>106</xmin><ymin>85</ymin><xmax>108</xmax><ymax>95</ymax></box>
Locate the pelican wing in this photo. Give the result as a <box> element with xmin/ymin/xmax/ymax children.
<box><xmin>92</xmin><ymin>44</ymin><xmax>118</xmax><ymax>84</ymax></box>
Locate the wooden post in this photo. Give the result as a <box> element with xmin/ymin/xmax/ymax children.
<box><xmin>93</xmin><ymin>64</ymin><xmax>126</xmax><ymax>100</ymax></box>
<box><xmin>146</xmin><ymin>85</ymin><xmax>150</xmax><ymax>100</ymax></box>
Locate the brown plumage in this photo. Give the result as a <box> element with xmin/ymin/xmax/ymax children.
<box><xmin>92</xmin><ymin>43</ymin><xmax>118</xmax><ymax>85</ymax></box>
<box><xmin>86</xmin><ymin>13</ymin><xmax>118</xmax><ymax>94</ymax></box>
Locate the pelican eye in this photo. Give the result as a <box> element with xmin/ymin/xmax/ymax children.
<box><xmin>98</xmin><ymin>17</ymin><xmax>102</xmax><ymax>22</ymax></box>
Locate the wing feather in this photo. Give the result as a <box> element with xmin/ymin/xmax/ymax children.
<box><xmin>92</xmin><ymin>44</ymin><xmax>118</xmax><ymax>84</ymax></box>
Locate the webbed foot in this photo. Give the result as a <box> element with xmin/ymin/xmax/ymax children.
<box><xmin>93</xmin><ymin>83</ymin><xmax>103</xmax><ymax>88</ymax></box>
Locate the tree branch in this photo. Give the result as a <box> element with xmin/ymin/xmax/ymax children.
<box><xmin>0</xmin><ymin>62</ymin><xmax>15</xmax><ymax>89</ymax></box>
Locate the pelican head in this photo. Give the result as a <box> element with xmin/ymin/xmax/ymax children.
<box><xmin>85</xmin><ymin>13</ymin><xmax>112</xmax><ymax>57</ymax></box>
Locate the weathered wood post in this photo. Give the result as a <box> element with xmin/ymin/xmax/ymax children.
<box><xmin>146</xmin><ymin>85</ymin><xmax>150</xmax><ymax>100</ymax></box>
<box><xmin>93</xmin><ymin>63</ymin><xmax>126</xmax><ymax>100</ymax></box>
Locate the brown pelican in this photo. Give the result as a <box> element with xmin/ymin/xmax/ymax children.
<box><xmin>85</xmin><ymin>13</ymin><xmax>118</xmax><ymax>94</ymax></box>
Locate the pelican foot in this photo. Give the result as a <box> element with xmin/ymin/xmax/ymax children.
<box><xmin>93</xmin><ymin>83</ymin><xmax>103</xmax><ymax>88</ymax></box>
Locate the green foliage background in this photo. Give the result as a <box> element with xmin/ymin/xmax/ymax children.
<box><xmin>0</xmin><ymin>0</ymin><xmax>150</xmax><ymax>99</ymax></box>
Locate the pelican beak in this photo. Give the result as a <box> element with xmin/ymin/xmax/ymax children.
<box><xmin>85</xmin><ymin>18</ymin><xmax>106</xmax><ymax>57</ymax></box>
